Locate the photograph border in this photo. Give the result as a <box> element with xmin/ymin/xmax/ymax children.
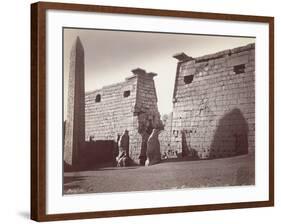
<box><xmin>31</xmin><ymin>1</ymin><xmax>274</xmax><ymax>221</ymax></box>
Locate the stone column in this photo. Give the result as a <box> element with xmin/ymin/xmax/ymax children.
<box><xmin>64</xmin><ymin>37</ymin><xmax>85</xmax><ymax>167</ymax></box>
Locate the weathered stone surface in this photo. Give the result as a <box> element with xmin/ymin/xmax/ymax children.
<box><xmin>145</xmin><ymin>129</ymin><xmax>161</xmax><ymax>166</ymax></box>
<box><xmin>85</xmin><ymin>68</ymin><xmax>161</xmax><ymax>162</ymax></box>
<box><xmin>173</xmin><ymin>52</ymin><xmax>193</xmax><ymax>62</ymax></box>
<box><xmin>64</xmin><ymin>37</ymin><xmax>85</xmax><ymax>167</ymax></box>
<box><xmin>159</xmin><ymin>113</ymin><xmax>175</xmax><ymax>158</ymax></box>
<box><xmin>164</xmin><ymin>43</ymin><xmax>255</xmax><ymax>159</ymax></box>
<box><xmin>227</xmin><ymin>54</ymin><xmax>249</xmax><ymax>66</ymax></box>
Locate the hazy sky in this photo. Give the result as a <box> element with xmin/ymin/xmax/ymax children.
<box><xmin>64</xmin><ymin>28</ymin><xmax>255</xmax><ymax>117</ymax></box>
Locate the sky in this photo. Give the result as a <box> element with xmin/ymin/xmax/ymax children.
<box><xmin>64</xmin><ymin>28</ymin><xmax>255</xmax><ymax>117</ymax></box>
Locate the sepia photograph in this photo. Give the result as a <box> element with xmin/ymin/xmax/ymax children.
<box><xmin>30</xmin><ymin>2</ymin><xmax>274</xmax><ymax>221</ymax></box>
<box><xmin>63</xmin><ymin>28</ymin><xmax>255</xmax><ymax>194</ymax></box>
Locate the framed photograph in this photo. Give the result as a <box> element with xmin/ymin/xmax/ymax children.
<box><xmin>31</xmin><ymin>1</ymin><xmax>274</xmax><ymax>221</ymax></box>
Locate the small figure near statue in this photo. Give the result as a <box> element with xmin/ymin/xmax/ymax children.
<box><xmin>116</xmin><ymin>130</ymin><xmax>132</xmax><ymax>167</ymax></box>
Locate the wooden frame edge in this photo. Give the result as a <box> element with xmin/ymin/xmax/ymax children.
<box><xmin>35</xmin><ymin>1</ymin><xmax>274</xmax><ymax>22</ymax></box>
<box><xmin>268</xmin><ymin>17</ymin><xmax>274</xmax><ymax>206</ymax></box>
<box><xmin>36</xmin><ymin>200</ymin><xmax>273</xmax><ymax>222</ymax></box>
<box><xmin>30</xmin><ymin>1</ymin><xmax>274</xmax><ymax>222</ymax></box>
<box><xmin>31</xmin><ymin>2</ymin><xmax>39</xmax><ymax>220</ymax></box>
<box><xmin>31</xmin><ymin>2</ymin><xmax>47</xmax><ymax>221</ymax></box>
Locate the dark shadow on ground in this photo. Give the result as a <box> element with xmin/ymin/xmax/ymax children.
<box><xmin>210</xmin><ymin>108</ymin><xmax>249</xmax><ymax>158</ymax></box>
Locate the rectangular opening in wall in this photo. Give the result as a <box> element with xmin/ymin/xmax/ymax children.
<box><xmin>123</xmin><ymin>90</ymin><xmax>130</xmax><ymax>98</ymax></box>
<box><xmin>95</xmin><ymin>94</ymin><xmax>101</xmax><ymax>102</ymax></box>
<box><xmin>184</xmin><ymin>75</ymin><xmax>194</xmax><ymax>84</ymax></box>
<box><xmin>233</xmin><ymin>64</ymin><xmax>245</xmax><ymax>74</ymax></box>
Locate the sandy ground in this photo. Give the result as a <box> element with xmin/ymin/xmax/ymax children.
<box><xmin>64</xmin><ymin>154</ymin><xmax>254</xmax><ymax>194</ymax></box>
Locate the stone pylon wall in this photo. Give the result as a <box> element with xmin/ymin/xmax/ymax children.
<box><xmin>64</xmin><ymin>37</ymin><xmax>85</xmax><ymax>166</ymax></box>
<box><xmin>85</xmin><ymin>69</ymin><xmax>161</xmax><ymax>162</ymax></box>
<box><xmin>158</xmin><ymin>113</ymin><xmax>174</xmax><ymax>157</ymax></box>
<box><xmin>85</xmin><ymin>78</ymin><xmax>138</xmax><ymax>141</ymax></box>
<box><xmin>133</xmin><ymin>70</ymin><xmax>162</xmax><ymax>160</ymax></box>
<box><xmin>64</xmin><ymin>38</ymin><xmax>255</xmax><ymax>165</ymax></box>
<box><xmin>170</xmin><ymin>43</ymin><xmax>255</xmax><ymax>159</ymax></box>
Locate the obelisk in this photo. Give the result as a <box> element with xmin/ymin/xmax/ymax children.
<box><xmin>64</xmin><ymin>36</ymin><xmax>85</xmax><ymax>168</ymax></box>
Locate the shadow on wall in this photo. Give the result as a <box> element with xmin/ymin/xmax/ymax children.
<box><xmin>210</xmin><ymin>108</ymin><xmax>249</xmax><ymax>158</ymax></box>
<box><xmin>174</xmin><ymin>130</ymin><xmax>199</xmax><ymax>160</ymax></box>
